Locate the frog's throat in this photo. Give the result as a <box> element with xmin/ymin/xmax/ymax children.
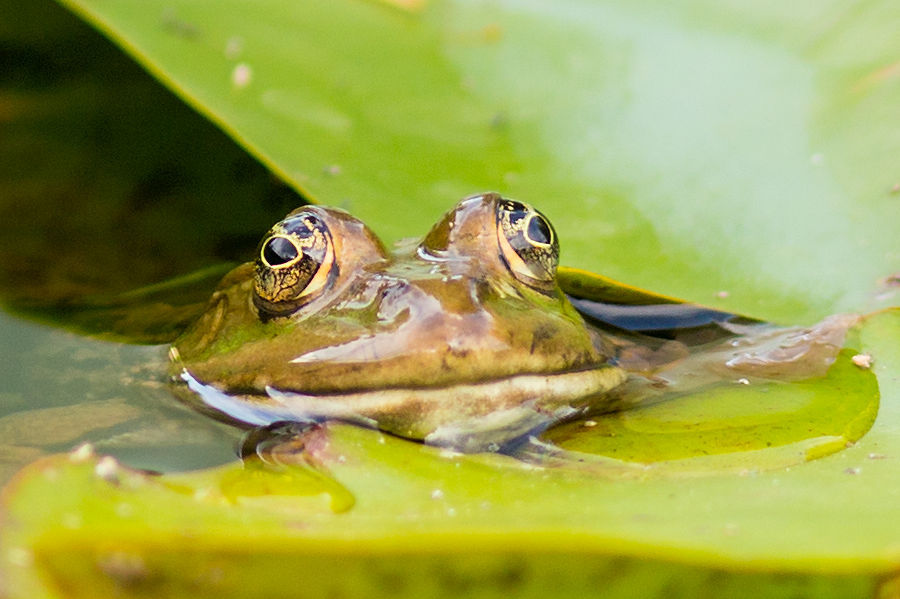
<box><xmin>179</xmin><ymin>366</ymin><xmax>626</xmax><ymax>440</ymax></box>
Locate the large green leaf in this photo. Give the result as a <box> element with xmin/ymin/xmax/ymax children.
<box><xmin>55</xmin><ymin>0</ymin><xmax>900</xmax><ymax>324</ymax></box>
<box><xmin>1</xmin><ymin>311</ymin><xmax>897</xmax><ymax>599</ymax></box>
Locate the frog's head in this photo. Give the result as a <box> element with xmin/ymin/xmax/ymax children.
<box><xmin>170</xmin><ymin>193</ymin><xmax>624</xmax><ymax>446</ymax></box>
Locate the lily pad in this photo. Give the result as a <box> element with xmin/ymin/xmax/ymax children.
<box><xmin>0</xmin><ymin>311</ymin><xmax>897</xmax><ymax>599</ymax></box>
<box><xmin>54</xmin><ymin>0</ymin><xmax>900</xmax><ymax>324</ymax></box>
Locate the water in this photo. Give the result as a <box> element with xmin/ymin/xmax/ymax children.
<box><xmin>0</xmin><ymin>311</ymin><xmax>239</xmax><ymax>484</ymax></box>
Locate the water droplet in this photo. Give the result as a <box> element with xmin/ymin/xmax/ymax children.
<box><xmin>430</xmin><ymin>489</ymin><xmax>444</xmax><ymax>500</ymax></box>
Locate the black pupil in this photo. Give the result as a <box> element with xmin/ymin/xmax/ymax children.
<box><xmin>263</xmin><ymin>237</ymin><xmax>299</xmax><ymax>266</ymax></box>
<box><xmin>527</xmin><ymin>215</ymin><xmax>552</xmax><ymax>245</ymax></box>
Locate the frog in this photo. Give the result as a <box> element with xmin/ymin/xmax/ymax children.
<box><xmin>169</xmin><ymin>193</ymin><xmax>627</xmax><ymax>452</ymax></box>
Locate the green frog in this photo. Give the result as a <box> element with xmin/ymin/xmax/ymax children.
<box><xmin>169</xmin><ymin>193</ymin><xmax>626</xmax><ymax>451</ymax></box>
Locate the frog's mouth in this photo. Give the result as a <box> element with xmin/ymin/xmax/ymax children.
<box><xmin>177</xmin><ymin>365</ymin><xmax>626</xmax><ymax>449</ymax></box>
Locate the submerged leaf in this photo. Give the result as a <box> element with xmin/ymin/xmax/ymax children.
<box><xmin>543</xmin><ymin>348</ymin><xmax>878</xmax><ymax>469</ymax></box>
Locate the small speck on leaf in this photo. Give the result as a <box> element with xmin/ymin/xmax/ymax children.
<box><xmin>224</xmin><ymin>36</ymin><xmax>243</xmax><ymax>59</ymax></box>
<box><xmin>851</xmin><ymin>353</ymin><xmax>873</xmax><ymax>369</ymax></box>
<box><xmin>160</xmin><ymin>9</ymin><xmax>200</xmax><ymax>38</ymax></box>
<box><xmin>6</xmin><ymin>547</ymin><xmax>33</xmax><ymax>568</ymax></box>
<box><xmin>97</xmin><ymin>552</ymin><xmax>149</xmax><ymax>585</ymax></box>
<box><xmin>95</xmin><ymin>456</ymin><xmax>120</xmax><ymax>484</ymax></box>
<box><xmin>69</xmin><ymin>442</ymin><xmax>95</xmax><ymax>462</ymax></box>
<box><xmin>231</xmin><ymin>63</ymin><xmax>252</xmax><ymax>89</ymax></box>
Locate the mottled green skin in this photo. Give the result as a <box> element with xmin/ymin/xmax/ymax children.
<box><xmin>170</xmin><ymin>194</ymin><xmax>623</xmax><ymax>441</ymax></box>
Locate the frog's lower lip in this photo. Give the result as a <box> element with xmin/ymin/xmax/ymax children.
<box><xmin>178</xmin><ymin>366</ymin><xmax>626</xmax><ymax>439</ymax></box>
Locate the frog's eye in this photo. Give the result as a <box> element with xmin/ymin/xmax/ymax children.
<box><xmin>253</xmin><ymin>213</ymin><xmax>335</xmax><ymax>315</ymax></box>
<box><xmin>496</xmin><ymin>198</ymin><xmax>559</xmax><ymax>291</ymax></box>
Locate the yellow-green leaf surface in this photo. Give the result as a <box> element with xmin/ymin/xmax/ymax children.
<box><xmin>543</xmin><ymin>349</ymin><xmax>878</xmax><ymax>467</ymax></box>
<box><xmin>1</xmin><ymin>311</ymin><xmax>898</xmax><ymax>598</ymax></box>
<box><xmin>57</xmin><ymin>0</ymin><xmax>900</xmax><ymax>324</ymax></box>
